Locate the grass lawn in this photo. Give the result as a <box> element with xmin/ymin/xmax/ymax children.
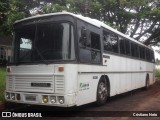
<box><xmin>0</xmin><ymin>67</ymin><xmax>6</xmax><ymax>102</ymax></box>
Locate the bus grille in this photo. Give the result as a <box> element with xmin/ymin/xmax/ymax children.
<box><xmin>6</xmin><ymin>76</ymin><xmax>13</xmax><ymax>90</ymax></box>
<box><xmin>55</xmin><ymin>76</ymin><xmax>65</xmax><ymax>93</ymax></box>
<box><xmin>7</xmin><ymin>75</ymin><xmax>55</xmax><ymax>93</ymax></box>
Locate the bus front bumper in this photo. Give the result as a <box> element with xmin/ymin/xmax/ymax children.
<box><xmin>5</xmin><ymin>91</ymin><xmax>76</xmax><ymax>107</ymax></box>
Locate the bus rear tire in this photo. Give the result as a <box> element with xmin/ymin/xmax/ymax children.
<box><xmin>96</xmin><ymin>79</ymin><xmax>108</xmax><ymax>106</ymax></box>
<box><xmin>145</xmin><ymin>74</ymin><xmax>150</xmax><ymax>90</ymax></box>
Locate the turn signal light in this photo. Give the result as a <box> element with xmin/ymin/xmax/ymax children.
<box><xmin>58</xmin><ymin>66</ymin><xmax>64</xmax><ymax>72</ymax></box>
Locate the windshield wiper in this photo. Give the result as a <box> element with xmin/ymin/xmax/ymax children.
<box><xmin>34</xmin><ymin>25</ymin><xmax>49</xmax><ymax>65</ymax></box>
<box><xmin>34</xmin><ymin>46</ymin><xmax>49</xmax><ymax>65</ymax></box>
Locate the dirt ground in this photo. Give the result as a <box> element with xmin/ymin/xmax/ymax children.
<box><xmin>1</xmin><ymin>79</ymin><xmax>160</xmax><ymax>120</ymax></box>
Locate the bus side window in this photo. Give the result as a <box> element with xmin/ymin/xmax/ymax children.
<box><xmin>134</xmin><ymin>44</ymin><xmax>139</xmax><ymax>58</ymax></box>
<box><xmin>119</xmin><ymin>37</ymin><xmax>126</xmax><ymax>55</ymax></box>
<box><xmin>131</xmin><ymin>42</ymin><xmax>138</xmax><ymax>58</ymax></box>
<box><xmin>90</xmin><ymin>32</ymin><xmax>101</xmax><ymax>63</ymax></box>
<box><xmin>110</xmin><ymin>33</ymin><xmax>119</xmax><ymax>53</ymax></box>
<box><xmin>131</xmin><ymin>42</ymin><xmax>135</xmax><ymax>57</ymax></box>
<box><xmin>140</xmin><ymin>46</ymin><xmax>145</xmax><ymax>60</ymax></box>
<box><xmin>146</xmin><ymin>49</ymin><xmax>150</xmax><ymax>61</ymax></box>
<box><xmin>150</xmin><ymin>50</ymin><xmax>155</xmax><ymax>62</ymax></box>
<box><xmin>140</xmin><ymin>46</ymin><xmax>143</xmax><ymax>59</ymax></box>
<box><xmin>103</xmin><ymin>31</ymin><xmax>112</xmax><ymax>52</ymax></box>
<box><xmin>125</xmin><ymin>39</ymin><xmax>131</xmax><ymax>56</ymax></box>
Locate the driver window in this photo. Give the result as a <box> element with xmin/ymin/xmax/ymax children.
<box><xmin>78</xmin><ymin>19</ymin><xmax>101</xmax><ymax>64</ymax></box>
<box><xmin>79</xmin><ymin>26</ymin><xmax>91</xmax><ymax>63</ymax></box>
<box><xmin>90</xmin><ymin>32</ymin><xmax>101</xmax><ymax>63</ymax></box>
<box><xmin>79</xmin><ymin>26</ymin><xmax>90</xmax><ymax>48</ymax></box>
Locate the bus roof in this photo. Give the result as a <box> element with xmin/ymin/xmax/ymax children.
<box><xmin>15</xmin><ymin>12</ymin><xmax>152</xmax><ymax>50</ymax></box>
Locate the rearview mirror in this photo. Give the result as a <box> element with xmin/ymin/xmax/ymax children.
<box><xmin>79</xmin><ymin>27</ymin><xmax>87</xmax><ymax>48</ymax></box>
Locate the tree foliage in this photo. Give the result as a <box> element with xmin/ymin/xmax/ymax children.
<box><xmin>156</xmin><ymin>58</ymin><xmax>160</xmax><ymax>65</ymax></box>
<box><xmin>0</xmin><ymin>0</ymin><xmax>39</xmax><ymax>36</ymax></box>
<box><xmin>0</xmin><ymin>0</ymin><xmax>160</xmax><ymax>46</ymax></box>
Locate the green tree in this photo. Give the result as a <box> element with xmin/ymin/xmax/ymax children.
<box><xmin>0</xmin><ymin>0</ymin><xmax>39</xmax><ymax>36</ymax></box>
<box><xmin>38</xmin><ymin>0</ymin><xmax>160</xmax><ymax>46</ymax></box>
<box><xmin>156</xmin><ymin>58</ymin><xmax>160</xmax><ymax>65</ymax></box>
<box><xmin>0</xmin><ymin>0</ymin><xmax>160</xmax><ymax>47</ymax></box>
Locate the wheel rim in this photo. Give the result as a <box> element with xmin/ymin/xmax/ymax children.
<box><xmin>98</xmin><ymin>82</ymin><xmax>107</xmax><ymax>100</ymax></box>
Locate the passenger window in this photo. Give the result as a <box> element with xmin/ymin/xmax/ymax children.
<box><xmin>150</xmin><ymin>51</ymin><xmax>155</xmax><ymax>62</ymax></box>
<box><xmin>110</xmin><ymin>33</ymin><xmax>118</xmax><ymax>53</ymax></box>
<box><xmin>119</xmin><ymin>37</ymin><xmax>126</xmax><ymax>55</ymax></box>
<box><xmin>125</xmin><ymin>40</ymin><xmax>130</xmax><ymax>56</ymax></box>
<box><xmin>146</xmin><ymin>49</ymin><xmax>150</xmax><ymax>61</ymax></box>
<box><xmin>131</xmin><ymin>42</ymin><xmax>135</xmax><ymax>57</ymax></box>
<box><xmin>140</xmin><ymin>46</ymin><xmax>145</xmax><ymax>60</ymax></box>
<box><xmin>134</xmin><ymin>44</ymin><xmax>139</xmax><ymax>58</ymax></box>
<box><xmin>103</xmin><ymin>31</ymin><xmax>112</xmax><ymax>52</ymax></box>
<box><xmin>131</xmin><ymin>42</ymin><xmax>139</xmax><ymax>58</ymax></box>
<box><xmin>103</xmin><ymin>30</ymin><xmax>118</xmax><ymax>53</ymax></box>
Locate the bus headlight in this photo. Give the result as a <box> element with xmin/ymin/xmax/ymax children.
<box><xmin>11</xmin><ymin>93</ymin><xmax>15</xmax><ymax>100</ymax></box>
<box><xmin>50</xmin><ymin>96</ymin><xmax>56</xmax><ymax>103</ymax></box>
<box><xmin>6</xmin><ymin>92</ymin><xmax>10</xmax><ymax>99</ymax></box>
<box><xmin>58</xmin><ymin>96</ymin><xmax>64</xmax><ymax>104</ymax></box>
<box><xmin>42</xmin><ymin>95</ymin><xmax>48</xmax><ymax>103</ymax></box>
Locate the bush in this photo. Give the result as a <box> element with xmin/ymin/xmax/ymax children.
<box><xmin>156</xmin><ymin>69</ymin><xmax>160</xmax><ymax>78</ymax></box>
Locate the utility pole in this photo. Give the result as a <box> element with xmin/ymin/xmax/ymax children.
<box><xmin>83</xmin><ymin>0</ymin><xmax>89</xmax><ymax>16</ymax></box>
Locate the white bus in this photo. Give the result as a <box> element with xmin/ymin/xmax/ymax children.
<box><xmin>5</xmin><ymin>12</ymin><xmax>155</xmax><ymax>107</ymax></box>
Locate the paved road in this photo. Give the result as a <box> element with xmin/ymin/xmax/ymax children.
<box><xmin>1</xmin><ymin>79</ymin><xmax>160</xmax><ymax>120</ymax></box>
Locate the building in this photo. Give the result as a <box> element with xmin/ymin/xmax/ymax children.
<box><xmin>0</xmin><ymin>36</ymin><xmax>12</xmax><ymax>64</ymax></box>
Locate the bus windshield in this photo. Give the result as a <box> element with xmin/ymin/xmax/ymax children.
<box><xmin>14</xmin><ymin>22</ymin><xmax>75</xmax><ymax>64</ymax></box>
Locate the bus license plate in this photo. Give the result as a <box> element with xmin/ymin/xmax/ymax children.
<box><xmin>25</xmin><ymin>95</ymin><xmax>36</xmax><ymax>101</ymax></box>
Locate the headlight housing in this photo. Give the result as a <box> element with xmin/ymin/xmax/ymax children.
<box><xmin>11</xmin><ymin>93</ymin><xmax>15</xmax><ymax>100</ymax></box>
<box><xmin>6</xmin><ymin>92</ymin><xmax>10</xmax><ymax>99</ymax></box>
<box><xmin>50</xmin><ymin>96</ymin><xmax>56</xmax><ymax>103</ymax></box>
<box><xmin>16</xmin><ymin>94</ymin><xmax>21</xmax><ymax>100</ymax></box>
<box><xmin>58</xmin><ymin>96</ymin><xmax>64</xmax><ymax>104</ymax></box>
<box><xmin>42</xmin><ymin>95</ymin><xmax>48</xmax><ymax>103</ymax></box>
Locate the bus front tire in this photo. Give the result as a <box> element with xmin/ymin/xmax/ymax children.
<box><xmin>96</xmin><ymin>80</ymin><xmax>108</xmax><ymax>106</ymax></box>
